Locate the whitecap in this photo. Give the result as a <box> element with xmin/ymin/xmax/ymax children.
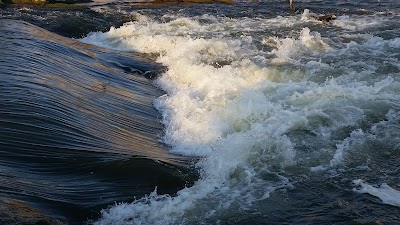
<box><xmin>353</xmin><ymin>180</ymin><xmax>400</xmax><ymax>207</ymax></box>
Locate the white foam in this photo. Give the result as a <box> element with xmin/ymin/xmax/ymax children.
<box><xmin>358</xmin><ymin>35</ymin><xmax>400</xmax><ymax>52</ymax></box>
<box><xmin>264</xmin><ymin>27</ymin><xmax>332</xmax><ymax>64</ymax></box>
<box><xmin>330</xmin><ymin>129</ymin><xmax>365</xmax><ymax>167</ymax></box>
<box><xmin>353</xmin><ymin>180</ymin><xmax>400</xmax><ymax>207</ymax></box>
<box><xmin>332</xmin><ymin>14</ymin><xmax>385</xmax><ymax>31</ymax></box>
<box><xmin>300</xmin><ymin>9</ymin><xmax>324</xmax><ymax>23</ymax></box>
<box><xmin>80</xmin><ymin>11</ymin><xmax>400</xmax><ymax>224</ymax></box>
<box><xmin>81</xmin><ymin>15</ymin><xmax>299</xmax><ymax>224</ymax></box>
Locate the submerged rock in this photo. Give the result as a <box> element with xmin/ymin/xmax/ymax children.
<box><xmin>317</xmin><ymin>14</ymin><xmax>336</xmax><ymax>23</ymax></box>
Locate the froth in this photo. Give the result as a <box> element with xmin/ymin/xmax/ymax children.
<box><xmin>263</xmin><ymin>27</ymin><xmax>332</xmax><ymax>63</ymax></box>
<box><xmin>81</xmin><ymin>11</ymin><xmax>400</xmax><ymax>224</ymax></box>
<box><xmin>353</xmin><ymin>180</ymin><xmax>400</xmax><ymax>207</ymax></box>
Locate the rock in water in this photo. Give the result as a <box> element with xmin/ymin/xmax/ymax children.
<box><xmin>317</xmin><ymin>15</ymin><xmax>336</xmax><ymax>23</ymax></box>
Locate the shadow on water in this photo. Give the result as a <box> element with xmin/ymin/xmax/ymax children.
<box><xmin>0</xmin><ymin>19</ymin><xmax>198</xmax><ymax>224</ymax></box>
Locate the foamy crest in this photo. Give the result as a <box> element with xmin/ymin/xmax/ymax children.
<box><xmin>363</xmin><ymin>36</ymin><xmax>400</xmax><ymax>51</ymax></box>
<box><xmin>353</xmin><ymin>180</ymin><xmax>400</xmax><ymax>207</ymax></box>
<box><xmin>263</xmin><ymin>27</ymin><xmax>331</xmax><ymax>63</ymax></box>
<box><xmin>81</xmin><ymin>12</ymin><xmax>400</xmax><ymax>224</ymax></box>
<box><xmin>332</xmin><ymin>13</ymin><xmax>392</xmax><ymax>31</ymax></box>
<box><xmin>300</xmin><ymin>9</ymin><xmax>320</xmax><ymax>22</ymax></box>
<box><xmin>330</xmin><ymin>129</ymin><xmax>365</xmax><ymax>167</ymax></box>
<box><xmin>82</xmin><ymin>14</ymin><xmax>301</xmax><ymax>224</ymax></box>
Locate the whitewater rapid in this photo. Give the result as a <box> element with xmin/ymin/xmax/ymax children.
<box><xmin>81</xmin><ymin>8</ymin><xmax>400</xmax><ymax>224</ymax></box>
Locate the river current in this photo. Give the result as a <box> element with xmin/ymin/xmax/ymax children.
<box><xmin>1</xmin><ymin>0</ymin><xmax>400</xmax><ymax>224</ymax></box>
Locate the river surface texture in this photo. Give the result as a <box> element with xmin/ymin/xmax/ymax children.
<box><xmin>1</xmin><ymin>0</ymin><xmax>400</xmax><ymax>224</ymax></box>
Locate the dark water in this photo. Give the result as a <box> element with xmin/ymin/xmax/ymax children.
<box><xmin>1</xmin><ymin>0</ymin><xmax>400</xmax><ymax>224</ymax></box>
<box><xmin>0</xmin><ymin>19</ymin><xmax>196</xmax><ymax>224</ymax></box>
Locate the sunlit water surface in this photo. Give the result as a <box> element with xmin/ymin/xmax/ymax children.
<box><xmin>1</xmin><ymin>0</ymin><xmax>400</xmax><ymax>224</ymax></box>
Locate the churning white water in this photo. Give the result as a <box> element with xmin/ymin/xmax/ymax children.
<box><xmin>81</xmin><ymin>7</ymin><xmax>400</xmax><ymax>224</ymax></box>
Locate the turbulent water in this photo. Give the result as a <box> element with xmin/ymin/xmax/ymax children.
<box><xmin>1</xmin><ymin>0</ymin><xmax>400</xmax><ymax>224</ymax></box>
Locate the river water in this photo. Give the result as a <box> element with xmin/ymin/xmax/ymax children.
<box><xmin>1</xmin><ymin>0</ymin><xmax>400</xmax><ymax>224</ymax></box>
